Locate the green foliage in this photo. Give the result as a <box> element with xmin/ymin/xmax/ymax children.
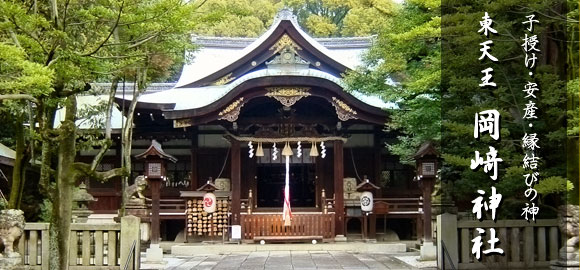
<box><xmin>347</xmin><ymin>0</ymin><xmax>577</xmax><ymax>210</ymax></box>
<box><xmin>39</xmin><ymin>199</ymin><xmax>52</xmax><ymax>222</ymax></box>
<box><xmin>535</xmin><ymin>176</ymin><xmax>573</xmax><ymax>195</ymax></box>
<box><xmin>0</xmin><ymin>43</ymin><xmax>54</xmax><ymax>97</ymax></box>
<box><xmin>345</xmin><ymin>0</ymin><xmax>441</xmax><ymax>163</ymax></box>
<box><xmin>0</xmin><ymin>196</ymin><xmax>7</xmax><ymax>211</ymax></box>
<box><xmin>191</xmin><ymin>0</ymin><xmax>394</xmax><ymax>38</ymax></box>
<box><xmin>0</xmin><ymin>0</ymin><xmax>204</xmax><ymax>267</ymax></box>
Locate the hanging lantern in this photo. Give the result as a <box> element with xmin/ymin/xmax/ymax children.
<box><xmin>310</xmin><ymin>141</ymin><xmax>319</xmax><ymax>157</ymax></box>
<box><xmin>256</xmin><ymin>142</ymin><xmax>264</xmax><ymax>157</ymax></box>
<box><xmin>360</xmin><ymin>191</ymin><xmax>373</xmax><ymax>212</ymax></box>
<box><xmin>198</xmin><ymin>180</ymin><xmax>219</xmax><ymax>214</ymax></box>
<box><xmin>282</xmin><ymin>141</ymin><xmax>293</xmax><ymax>156</ymax></box>
<box><xmin>203</xmin><ymin>192</ymin><xmax>217</xmax><ymax>213</ymax></box>
<box><xmin>356</xmin><ymin>177</ymin><xmax>380</xmax><ymax>213</ymax></box>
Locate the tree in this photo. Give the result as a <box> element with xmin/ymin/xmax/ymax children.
<box><xmin>345</xmin><ymin>0</ymin><xmax>440</xmax><ymax>163</ymax></box>
<box><xmin>0</xmin><ymin>43</ymin><xmax>54</xmax><ymax>209</ymax></box>
<box><xmin>346</xmin><ymin>0</ymin><xmax>577</xmax><ymax>217</ymax></box>
<box><xmin>190</xmin><ymin>0</ymin><xmax>395</xmax><ymax>38</ymax></box>
<box><xmin>0</xmin><ymin>0</ymin><xmax>200</xmax><ymax>268</ymax></box>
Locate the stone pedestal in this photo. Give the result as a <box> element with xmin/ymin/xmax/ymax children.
<box><xmin>72</xmin><ymin>209</ymin><xmax>93</xmax><ymax>223</ymax></box>
<box><xmin>145</xmin><ymin>244</ymin><xmax>165</xmax><ymax>264</ymax></box>
<box><xmin>117</xmin><ymin>202</ymin><xmax>151</xmax><ymax>242</ymax></box>
<box><xmin>0</xmin><ymin>257</ymin><xmax>23</xmax><ymax>270</ymax></box>
<box><xmin>334</xmin><ymin>235</ymin><xmax>347</xmax><ymax>242</ymax></box>
<box><xmin>550</xmin><ymin>259</ymin><xmax>580</xmax><ymax>270</ymax></box>
<box><xmin>419</xmin><ymin>241</ymin><xmax>437</xmax><ymax>261</ymax></box>
<box><xmin>126</xmin><ymin>199</ymin><xmax>149</xmax><ymax>217</ymax></box>
<box><xmin>432</xmin><ymin>202</ymin><xmax>458</xmax><ymax>216</ymax></box>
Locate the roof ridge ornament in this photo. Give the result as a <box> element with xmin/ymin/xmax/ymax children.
<box><xmin>274</xmin><ymin>8</ymin><xmax>298</xmax><ymax>25</ymax></box>
<box><xmin>270</xmin><ymin>34</ymin><xmax>301</xmax><ymax>54</ymax></box>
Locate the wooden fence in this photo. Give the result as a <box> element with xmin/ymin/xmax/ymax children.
<box><xmin>240</xmin><ymin>213</ymin><xmax>335</xmax><ymax>242</ymax></box>
<box><xmin>436</xmin><ymin>213</ymin><xmax>561</xmax><ymax>269</ymax></box>
<box><xmin>19</xmin><ymin>215</ymin><xmax>141</xmax><ymax>270</ymax></box>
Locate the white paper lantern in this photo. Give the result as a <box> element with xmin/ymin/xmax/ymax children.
<box><xmin>203</xmin><ymin>192</ymin><xmax>217</xmax><ymax>213</ymax></box>
<box><xmin>360</xmin><ymin>191</ymin><xmax>373</xmax><ymax>212</ymax></box>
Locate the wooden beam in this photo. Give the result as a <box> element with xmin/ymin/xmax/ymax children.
<box><xmin>333</xmin><ymin>140</ymin><xmax>345</xmax><ymax>236</ymax></box>
<box><xmin>231</xmin><ymin>139</ymin><xmax>241</xmax><ymax>225</ymax></box>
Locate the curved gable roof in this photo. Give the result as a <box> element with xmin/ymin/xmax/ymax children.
<box><xmin>176</xmin><ymin>9</ymin><xmax>367</xmax><ymax>88</ymax></box>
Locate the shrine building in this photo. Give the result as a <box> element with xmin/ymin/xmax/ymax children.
<box><xmin>81</xmin><ymin>9</ymin><xmax>423</xmax><ymax>244</ymax></box>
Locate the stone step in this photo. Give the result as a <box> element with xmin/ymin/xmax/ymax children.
<box><xmin>171</xmin><ymin>242</ymin><xmax>407</xmax><ymax>256</ymax></box>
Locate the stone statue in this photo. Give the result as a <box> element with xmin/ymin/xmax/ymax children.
<box><xmin>0</xmin><ymin>209</ymin><xmax>25</xmax><ymax>258</ymax></box>
<box><xmin>558</xmin><ymin>204</ymin><xmax>579</xmax><ymax>261</ymax></box>
<box><xmin>125</xmin><ymin>175</ymin><xmax>148</xmax><ymax>205</ymax></box>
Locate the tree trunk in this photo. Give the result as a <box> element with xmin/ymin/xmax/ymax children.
<box><xmin>8</xmin><ymin>114</ymin><xmax>28</xmax><ymax>209</ymax></box>
<box><xmin>120</xmin><ymin>68</ymin><xmax>148</xmax><ymax>216</ymax></box>
<box><xmin>49</xmin><ymin>96</ymin><xmax>77</xmax><ymax>270</ymax></box>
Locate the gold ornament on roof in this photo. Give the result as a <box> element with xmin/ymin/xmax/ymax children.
<box><xmin>270</xmin><ymin>34</ymin><xmax>301</xmax><ymax>55</ymax></box>
<box><xmin>265</xmin><ymin>87</ymin><xmax>311</xmax><ymax>107</ymax></box>
<box><xmin>331</xmin><ymin>97</ymin><xmax>358</xmax><ymax>121</ymax></box>
<box><xmin>218</xmin><ymin>97</ymin><xmax>245</xmax><ymax>122</ymax></box>
<box><xmin>212</xmin><ymin>73</ymin><xmax>235</xmax><ymax>86</ymax></box>
<box><xmin>174</xmin><ymin>118</ymin><xmax>193</xmax><ymax>128</ymax></box>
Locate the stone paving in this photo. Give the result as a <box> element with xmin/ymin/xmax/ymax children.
<box><xmin>146</xmin><ymin>251</ymin><xmax>436</xmax><ymax>270</ymax></box>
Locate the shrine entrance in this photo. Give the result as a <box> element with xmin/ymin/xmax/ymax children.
<box><xmin>256</xmin><ymin>163</ymin><xmax>316</xmax><ymax>208</ymax></box>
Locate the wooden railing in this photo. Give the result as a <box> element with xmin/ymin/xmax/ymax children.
<box><xmin>69</xmin><ymin>223</ymin><xmax>121</xmax><ymax>269</ymax></box>
<box><xmin>146</xmin><ymin>198</ymin><xmax>186</xmax><ymax>219</ymax></box>
<box><xmin>374</xmin><ymin>197</ymin><xmax>423</xmax><ymax>215</ymax></box>
<box><xmin>19</xmin><ymin>223</ymin><xmax>50</xmax><ymax>270</ymax></box>
<box><xmin>437</xmin><ymin>213</ymin><xmax>561</xmax><ymax>269</ymax></box>
<box><xmin>19</xmin><ymin>216</ymin><xmax>140</xmax><ymax>270</ymax></box>
<box><xmin>240</xmin><ymin>213</ymin><xmax>335</xmax><ymax>242</ymax></box>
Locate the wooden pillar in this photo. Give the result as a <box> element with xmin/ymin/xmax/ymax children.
<box><xmin>369</xmin><ymin>213</ymin><xmax>377</xmax><ymax>239</ymax></box>
<box><xmin>333</xmin><ymin>140</ymin><xmax>345</xmax><ymax>236</ymax></box>
<box><xmin>190</xmin><ymin>128</ymin><xmax>198</xmax><ymax>190</ymax></box>
<box><xmin>372</xmin><ymin>128</ymin><xmax>382</xmax><ymax>241</ymax></box>
<box><xmin>231</xmin><ymin>140</ymin><xmax>241</xmax><ymax>225</ymax></box>
<box><xmin>373</xmin><ymin>128</ymin><xmax>383</xmax><ymax>198</ymax></box>
<box><xmin>150</xmin><ymin>178</ymin><xmax>161</xmax><ymax>244</ymax></box>
<box><xmin>315</xmin><ymin>158</ymin><xmax>323</xmax><ymax>209</ymax></box>
<box><xmin>422</xmin><ymin>178</ymin><xmax>434</xmax><ymax>242</ymax></box>
<box><xmin>362</xmin><ymin>215</ymin><xmax>368</xmax><ymax>239</ymax></box>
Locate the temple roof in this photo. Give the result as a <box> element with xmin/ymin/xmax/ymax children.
<box><xmin>135</xmin><ymin>140</ymin><xmax>178</xmax><ymax>163</ymax></box>
<box><xmin>137</xmin><ymin>68</ymin><xmax>393</xmax><ymax>112</ymax></box>
<box><xmin>115</xmin><ymin>9</ymin><xmax>392</xmax><ymax>123</ymax></box>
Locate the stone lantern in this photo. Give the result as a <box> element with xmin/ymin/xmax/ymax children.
<box><xmin>413</xmin><ymin>141</ymin><xmax>439</xmax><ymax>261</ymax></box>
<box><xmin>135</xmin><ymin>140</ymin><xmax>177</xmax><ymax>263</ymax></box>
<box><xmin>72</xmin><ymin>182</ymin><xmax>97</xmax><ymax>223</ymax></box>
<box><xmin>135</xmin><ymin>140</ymin><xmax>177</xmax><ymax>244</ymax></box>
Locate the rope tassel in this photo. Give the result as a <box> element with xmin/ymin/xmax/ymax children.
<box><xmin>310</xmin><ymin>141</ymin><xmax>318</xmax><ymax>157</ymax></box>
<box><xmin>282</xmin><ymin>141</ymin><xmax>293</xmax><ymax>156</ymax></box>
